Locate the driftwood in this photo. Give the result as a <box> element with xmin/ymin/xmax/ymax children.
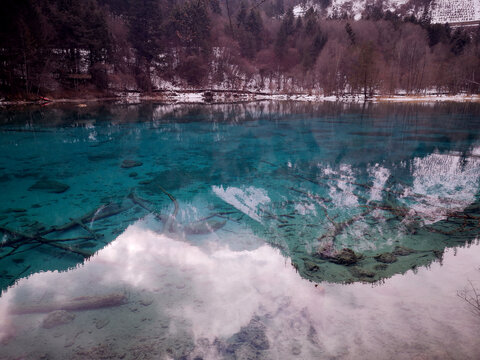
<box><xmin>157</xmin><ymin>185</ymin><xmax>179</xmax><ymax>233</ymax></box>
<box><xmin>0</xmin><ymin>244</ymin><xmax>41</xmax><ymax>261</ymax></box>
<box><xmin>36</xmin><ymin>239</ymin><xmax>92</xmax><ymax>257</ymax></box>
<box><xmin>41</xmin><ymin>208</ymin><xmax>98</xmax><ymax>235</ymax></box>
<box><xmin>42</xmin><ymin>202</ymin><xmax>132</xmax><ymax>236</ymax></box>
<box><xmin>0</xmin><ymin>227</ymin><xmax>31</xmax><ymax>247</ymax></box>
<box><xmin>359</xmin><ymin>203</ymin><xmax>410</xmax><ymax>217</ymax></box>
<box><xmin>52</xmin><ymin>236</ymin><xmax>95</xmax><ymax>242</ymax></box>
<box><xmin>7</xmin><ymin>266</ymin><xmax>31</xmax><ymax>287</ymax></box>
<box><xmin>288</xmin><ymin>187</ymin><xmax>339</xmax><ymax>227</ymax></box>
<box><xmin>10</xmin><ymin>293</ymin><xmax>128</xmax><ymax>315</ymax></box>
<box><xmin>317</xmin><ymin>208</ymin><xmax>374</xmax><ymax>252</ymax></box>
<box><xmin>0</xmin><ymin>226</ymin><xmax>91</xmax><ymax>257</ymax></box>
<box><xmin>158</xmin><ymin>186</ymin><xmax>178</xmax><ymax>218</ymax></box>
<box><xmin>70</xmin><ymin>218</ymin><xmax>103</xmax><ymax>241</ymax></box>
<box><xmin>130</xmin><ymin>190</ymin><xmax>230</xmax><ymax>235</ymax></box>
<box><xmin>84</xmin><ymin>203</ymin><xmax>132</xmax><ymax>224</ymax></box>
<box><xmin>184</xmin><ymin>219</ymin><xmax>227</xmax><ymax>235</ymax></box>
<box><xmin>0</xmin><ymin>247</ymin><xmax>18</xmax><ymax>260</ymax></box>
<box><xmin>260</xmin><ymin>209</ymin><xmax>288</xmax><ymax>224</ymax></box>
<box><xmin>128</xmin><ymin>192</ymin><xmax>165</xmax><ymax>222</ymax></box>
<box><xmin>130</xmin><ymin>189</ymin><xmax>230</xmax><ymax>236</ymax></box>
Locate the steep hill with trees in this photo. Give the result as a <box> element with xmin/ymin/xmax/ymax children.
<box><xmin>0</xmin><ymin>0</ymin><xmax>479</xmax><ymax>100</ymax></box>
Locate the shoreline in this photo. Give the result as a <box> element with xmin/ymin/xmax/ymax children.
<box><xmin>1</xmin><ymin>90</ymin><xmax>479</xmax><ymax>106</ymax></box>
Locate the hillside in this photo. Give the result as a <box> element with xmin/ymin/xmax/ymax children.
<box><xmin>0</xmin><ymin>0</ymin><xmax>479</xmax><ymax>101</ymax></box>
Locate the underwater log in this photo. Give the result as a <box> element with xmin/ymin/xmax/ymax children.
<box><xmin>10</xmin><ymin>293</ymin><xmax>128</xmax><ymax>315</ymax></box>
<box><xmin>184</xmin><ymin>219</ymin><xmax>227</xmax><ymax>235</ymax></box>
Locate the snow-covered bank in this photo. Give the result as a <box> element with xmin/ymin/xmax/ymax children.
<box><xmin>1</xmin><ymin>91</ymin><xmax>479</xmax><ymax>106</ymax></box>
<box><xmin>374</xmin><ymin>94</ymin><xmax>480</xmax><ymax>103</ymax></box>
<box><xmin>60</xmin><ymin>91</ymin><xmax>480</xmax><ymax>105</ymax></box>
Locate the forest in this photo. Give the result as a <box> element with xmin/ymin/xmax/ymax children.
<box><xmin>0</xmin><ymin>0</ymin><xmax>479</xmax><ymax>99</ymax></box>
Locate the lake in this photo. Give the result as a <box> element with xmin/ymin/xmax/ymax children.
<box><xmin>1</xmin><ymin>101</ymin><xmax>480</xmax><ymax>359</ymax></box>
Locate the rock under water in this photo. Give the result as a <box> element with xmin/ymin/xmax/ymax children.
<box><xmin>42</xmin><ymin>310</ymin><xmax>75</xmax><ymax>329</ymax></box>
<box><xmin>121</xmin><ymin>159</ymin><xmax>143</xmax><ymax>168</ymax></box>
<box><xmin>28</xmin><ymin>179</ymin><xmax>70</xmax><ymax>194</ymax></box>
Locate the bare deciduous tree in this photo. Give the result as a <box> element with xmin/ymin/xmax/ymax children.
<box><xmin>458</xmin><ymin>279</ymin><xmax>480</xmax><ymax>317</ymax></box>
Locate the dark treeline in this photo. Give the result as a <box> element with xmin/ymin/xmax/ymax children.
<box><xmin>0</xmin><ymin>0</ymin><xmax>479</xmax><ymax>99</ymax></box>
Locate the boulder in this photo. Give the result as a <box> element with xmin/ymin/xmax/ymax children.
<box><xmin>42</xmin><ymin>310</ymin><xmax>75</xmax><ymax>329</ymax></box>
<box><xmin>321</xmin><ymin>248</ymin><xmax>362</xmax><ymax>265</ymax></box>
<box><xmin>29</xmin><ymin>179</ymin><xmax>69</xmax><ymax>194</ymax></box>
<box><xmin>374</xmin><ymin>264</ymin><xmax>388</xmax><ymax>271</ymax></box>
<box><xmin>393</xmin><ymin>246</ymin><xmax>415</xmax><ymax>256</ymax></box>
<box><xmin>350</xmin><ymin>266</ymin><xmax>375</xmax><ymax>278</ymax></box>
<box><xmin>374</xmin><ymin>252</ymin><xmax>397</xmax><ymax>263</ymax></box>
<box><xmin>121</xmin><ymin>160</ymin><xmax>143</xmax><ymax>169</ymax></box>
<box><xmin>94</xmin><ymin>318</ymin><xmax>110</xmax><ymax>329</ymax></box>
<box><xmin>304</xmin><ymin>260</ymin><xmax>319</xmax><ymax>272</ymax></box>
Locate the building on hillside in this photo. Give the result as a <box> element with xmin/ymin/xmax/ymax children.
<box><xmin>431</xmin><ymin>0</ymin><xmax>480</xmax><ymax>26</ymax></box>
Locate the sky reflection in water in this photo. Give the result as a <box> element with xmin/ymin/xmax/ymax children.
<box><xmin>1</xmin><ymin>218</ymin><xmax>480</xmax><ymax>359</ymax></box>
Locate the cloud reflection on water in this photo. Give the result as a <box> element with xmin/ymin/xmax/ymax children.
<box><xmin>1</xmin><ymin>217</ymin><xmax>480</xmax><ymax>359</ymax></box>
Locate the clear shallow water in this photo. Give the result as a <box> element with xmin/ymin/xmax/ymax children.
<box><xmin>1</xmin><ymin>101</ymin><xmax>480</xmax><ymax>359</ymax></box>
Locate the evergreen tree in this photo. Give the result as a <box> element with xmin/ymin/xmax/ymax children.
<box><xmin>237</xmin><ymin>9</ymin><xmax>263</xmax><ymax>58</ymax></box>
<box><xmin>295</xmin><ymin>17</ymin><xmax>303</xmax><ymax>32</ymax></box>
<box><xmin>304</xmin><ymin>7</ymin><xmax>318</xmax><ymax>35</ymax></box>
<box><xmin>246</xmin><ymin>9</ymin><xmax>263</xmax><ymax>50</ymax></box>
<box><xmin>345</xmin><ymin>22</ymin><xmax>356</xmax><ymax>46</ymax></box>
<box><xmin>274</xmin><ymin>7</ymin><xmax>295</xmax><ymax>58</ymax></box>
<box><xmin>172</xmin><ymin>0</ymin><xmax>211</xmax><ymax>55</ymax></box>
<box><xmin>236</xmin><ymin>2</ymin><xmax>247</xmax><ymax>28</ymax></box>
<box><xmin>302</xmin><ymin>28</ymin><xmax>327</xmax><ymax>69</ymax></box>
<box><xmin>127</xmin><ymin>0</ymin><xmax>163</xmax><ymax>90</ymax></box>
<box><xmin>274</xmin><ymin>24</ymin><xmax>288</xmax><ymax>58</ymax></box>
<box><xmin>128</xmin><ymin>0</ymin><xmax>163</xmax><ymax>63</ymax></box>
<box><xmin>275</xmin><ymin>0</ymin><xmax>284</xmax><ymax>16</ymax></box>
<box><xmin>210</xmin><ymin>0</ymin><xmax>221</xmax><ymax>15</ymax></box>
<box><xmin>450</xmin><ymin>28</ymin><xmax>470</xmax><ymax>56</ymax></box>
<box><xmin>283</xmin><ymin>7</ymin><xmax>295</xmax><ymax>36</ymax></box>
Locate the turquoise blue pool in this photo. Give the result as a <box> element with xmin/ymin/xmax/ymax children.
<box><xmin>1</xmin><ymin>101</ymin><xmax>480</xmax><ymax>359</ymax></box>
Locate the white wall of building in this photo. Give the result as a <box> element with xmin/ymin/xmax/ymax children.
<box><xmin>431</xmin><ymin>0</ymin><xmax>480</xmax><ymax>24</ymax></box>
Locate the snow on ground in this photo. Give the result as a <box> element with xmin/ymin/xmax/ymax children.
<box><xmin>327</xmin><ymin>0</ymin><xmax>409</xmax><ymax>20</ymax></box>
<box><xmin>375</xmin><ymin>94</ymin><xmax>480</xmax><ymax>103</ymax></box>
<box><xmin>2</xmin><ymin>92</ymin><xmax>479</xmax><ymax>106</ymax></box>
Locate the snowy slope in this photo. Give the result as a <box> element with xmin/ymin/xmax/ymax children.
<box><xmin>293</xmin><ymin>0</ymin><xmax>424</xmax><ymax>20</ymax></box>
<box><xmin>329</xmin><ymin>0</ymin><xmax>409</xmax><ymax>20</ymax></box>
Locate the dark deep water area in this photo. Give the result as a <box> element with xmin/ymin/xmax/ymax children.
<box><xmin>1</xmin><ymin>101</ymin><xmax>480</xmax><ymax>359</ymax></box>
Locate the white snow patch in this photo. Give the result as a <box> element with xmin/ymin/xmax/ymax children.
<box><xmin>295</xmin><ymin>202</ymin><xmax>317</xmax><ymax>216</ymax></box>
<box><xmin>327</xmin><ymin>164</ymin><xmax>359</xmax><ymax>207</ymax></box>
<box><xmin>212</xmin><ymin>185</ymin><xmax>271</xmax><ymax>223</ymax></box>
<box><xmin>374</xmin><ymin>94</ymin><xmax>480</xmax><ymax>103</ymax></box>
<box><xmin>405</xmin><ymin>149</ymin><xmax>480</xmax><ymax>224</ymax></box>
<box><xmin>328</xmin><ymin>0</ymin><xmax>409</xmax><ymax>20</ymax></box>
<box><xmin>368</xmin><ymin>164</ymin><xmax>390</xmax><ymax>202</ymax></box>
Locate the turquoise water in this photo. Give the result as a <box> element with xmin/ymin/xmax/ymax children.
<box><xmin>1</xmin><ymin>101</ymin><xmax>480</xmax><ymax>359</ymax></box>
